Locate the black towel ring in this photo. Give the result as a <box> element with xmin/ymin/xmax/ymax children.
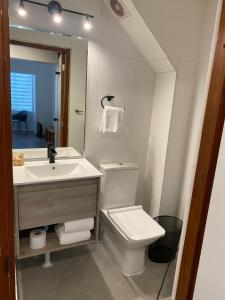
<box><xmin>101</xmin><ymin>96</ymin><xmax>115</xmax><ymax>108</ymax></box>
<box><xmin>101</xmin><ymin>95</ymin><xmax>125</xmax><ymax>110</ymax></box>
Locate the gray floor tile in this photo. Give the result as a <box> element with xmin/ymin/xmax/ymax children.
<box><xmin>17</xmin><ymin>243</ymin><xmax>174</xmax><ymax>300</ymax></box>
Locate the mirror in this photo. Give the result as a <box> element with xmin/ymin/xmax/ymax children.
<box><xmin>10</xmin><ymin>27</ymin><xmax>88</xmax><ymax>159</ymax></box>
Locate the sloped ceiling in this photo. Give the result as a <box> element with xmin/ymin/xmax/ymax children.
<box><xmin>104</xmin><ymin>0</ymin><xmax>175</xmax><ymax>73</ymax></box>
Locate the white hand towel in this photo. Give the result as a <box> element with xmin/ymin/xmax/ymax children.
<box><xmin>63</xmin><ymin>218</ymin><xmax>94</xmax><ymax>233</ymax></box>
<box><xmin>99</xmin><ymin>106</ymin><xmax>124</xmax><ymax>133</ymax></box>
<box><xmin>55</xmin><ymin>225</ymin><xmax>91</xmax><ymax>245</ymax></box>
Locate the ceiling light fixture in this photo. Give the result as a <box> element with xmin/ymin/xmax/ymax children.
<box><xmin>17</xmin><ymin>0</ymin><xmax>94</xmax><ymax>30</ymax></box>
<box><xmin>48</xmin><ymin>1</ymin><xmax>63</xmax><ymax>23</ymax></box>
<box><xmin>83</xmin><ymin>15</ymin><xmax>93</xmax><ymax>31</ymax></box>
<box><xmin>18</xmin><ymin>0</ymin><xmax>27</xmax><ymax>16</ymax></box>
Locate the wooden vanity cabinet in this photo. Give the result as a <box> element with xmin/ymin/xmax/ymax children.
<box><xmin>14</xmin><ymin>178</ymin><xmax>100</xmax><ymax>259</ymax></box>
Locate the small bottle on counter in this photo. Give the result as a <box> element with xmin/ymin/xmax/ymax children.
<box><xmin>13</xmin><ymin>152</ymin><xmax>25</xmax><ymax>166</ymax></box>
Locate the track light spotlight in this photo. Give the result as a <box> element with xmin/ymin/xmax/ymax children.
<box><xmin>48</xmin><ymin>1</ymin><xmax>63</xmax><ymax>23</ymax></box>
<box><xmin>83</xmin><ymin>15</ymin><xmax>93</xmax><ymax>31</ymax></box>
<box><xmin>17</xmin><ymin>1</ymin><xmax>94</xmax><ymax>30</ymax></box>
<box><xmin>18</xmin><ymin>0</ymin><xmax>27</xmax><ymax>16</ymax></box>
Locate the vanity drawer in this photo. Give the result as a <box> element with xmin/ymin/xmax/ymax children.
<box><xmin>17</xmin><ymin>179</ymin><xmax>98</xmax><ymax>230</ymax></box>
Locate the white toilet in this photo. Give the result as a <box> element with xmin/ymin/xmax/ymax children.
<box><xmin>99</xmin><ymin>162</ymin><xmax>165</xmax><ymax>276</ymax></box>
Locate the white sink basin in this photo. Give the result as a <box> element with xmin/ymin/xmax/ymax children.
<box><xmin>13</xmin><ymin>158</ymin><xmax>102</xmax><ymax>185</ymax></box>
<box><xmin>26</xmin><ymin>163</ymin><xmax>80</xmax><ymax>178</ymax></box>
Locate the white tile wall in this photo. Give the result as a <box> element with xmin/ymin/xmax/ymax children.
<box><xmin>170</xmin><ymin>97</ymin><xmax>193</xmax><ymax>133</ymax></box>
<box><xmin>177</xmin><ymin>0</ymin><xmax>222</xmax><ymax>219</ymax></box>
<box><xmin>84</xmin><ymin>5</ymin><xmax>155</xmax><ymax>205</ymax></box>
<box><xmin>110</xmin><ymin>0</ymin><xmax>178</xmax><ymax>215</ymax></box>
<box><xmin>103</xmin><ymin>0</ymin><xmax>213</xmax><ymax>219</ymax></box>
<box><xmin>154</xmin><ymin>72</ymin><xmax>177</xmax><ymax>97</ymax></box>
<box><xmin>174</xmin><ymin>61</ymin><xmax>198</xmax><ymax>98</ymax></box>
<box><xmin>132</xmin><ymin>0</ymin><xmax>209</xmax><ymax>218</ymax></box>
<box><xmin>144</xmin><ymin>72</ymin><xmax>176</xmax><ymax>216</ymax></box>
<box><xmin>160</xmin><ymin>130</ymin><xmax>189</xmax><ymax>215</ymax></box>
<box><xmin>172</xmin><ymin>0</ymin><xmax>222</xmax><ymax>298</ymax></box>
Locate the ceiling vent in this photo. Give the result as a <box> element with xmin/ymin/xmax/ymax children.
<box><xmin>104</xmin><ymin>0</ymin><xmax>130</xmax><ymax>20</ymax></box>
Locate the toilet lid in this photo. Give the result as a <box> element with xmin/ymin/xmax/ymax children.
<box><xmin>107</xmin><ymin>206</ymin><xmax>165</xmax><ymax>242</ymax></box>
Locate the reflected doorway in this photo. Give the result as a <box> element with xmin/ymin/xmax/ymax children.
<box><xmin>10</xmin><ymin>40</ymin><xmax>70</xmax><ymax>149</ymax></box>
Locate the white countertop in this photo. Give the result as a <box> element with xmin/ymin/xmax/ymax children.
<box><xmin>13</xmin><ymin>158</ymin><xmax>102</xmax><ymax>186</ymax></box>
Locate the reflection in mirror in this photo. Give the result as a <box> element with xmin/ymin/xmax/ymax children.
<box><xmin>10</xmin><ymin>27</ymin><xmax>88</xmax><ymax>159</ymax></box>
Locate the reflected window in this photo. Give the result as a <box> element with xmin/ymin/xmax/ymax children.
<box><xmin>10</xmin><ymin>72</ymin><xmax>35</xmax><ymax>112</ymax></box>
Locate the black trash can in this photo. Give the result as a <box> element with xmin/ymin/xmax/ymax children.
<box><xmin>148</xmin><ymin>216</ymin><xmax>183</xmax><ymax>263</ymax></box>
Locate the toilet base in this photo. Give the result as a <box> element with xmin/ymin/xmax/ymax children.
<box><xmin>122</xmin><ymin>267</ymin><xmax>145</xmax><ymax>277</ymax></box>
<box><xmin>102</xmin><ymin>218</ymin><xmax>146</xmax><ymax>276</ymax></box>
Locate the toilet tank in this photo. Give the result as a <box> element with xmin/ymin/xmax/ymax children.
<box><xmin>99</xmin><ymin>162</ymin><xmax>139</xmax><ymax>209</ymax></box>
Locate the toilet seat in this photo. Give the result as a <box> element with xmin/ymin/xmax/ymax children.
<box><xmin>104</xmin><ymin>206</ymin><xmax>165</xmax><ymax>243</ymax></box>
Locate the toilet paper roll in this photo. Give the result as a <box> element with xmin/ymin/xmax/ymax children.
<box><xmin>30</xmin><ymin>229</ymin><xmax>46</xmax><ymax>250</ymax></box>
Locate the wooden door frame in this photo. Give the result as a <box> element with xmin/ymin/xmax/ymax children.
<box><xmin>0</xmin><ymin>0</ymin><xmax>15</xmax><ymax>299</ymax></box>
<box><xmin>10</xmin><ymin>39</ymin><xmax>70</xmax><ymax>147</ymax></box>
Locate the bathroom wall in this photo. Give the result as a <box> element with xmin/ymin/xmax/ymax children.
<box><xmin>103</xmin><ymin>0</ymin><xmax>177</xmax><ymax>215</ymax></box>
<box><xmin>193</xmin><ymin>123</ymin><xmax>225</xmax><ymax>299</ymax></box>
<box><xmin>9</xmin><ymin>0</ymin><xmax>155</xmax><ymax>204</ymax></box>
<box><xmin>84</xmin><ymin>4</ymin><xmax>155</xmax><ymax>205</ymax></box>
<box><xmin>9</xmin><ymin>0</ymin><xmax>217</xmax><ymax>213</ymax></box>
<box><xmin>145</xmin><ymin>72</ymin><xmax>176</xmax><ymax>216</ymax></box>
<box><xmin>172</xmin><ymin>1</ymin><xmax>222</xmax><ymax>298</ymax></box>
<box><xmin>132</xmin><ymin>0</ymin><xmax>209</xmax><ymax>217</ymax></box>
<box><xmin>177</xmin><ymin>0</ymin><xmax>222</xmax><ymax>219</ymax></box>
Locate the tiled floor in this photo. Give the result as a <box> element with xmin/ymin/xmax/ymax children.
<box><xmin>13</xmin><ymin>131</ymin><xmax>47</xmax><ymax>149</ymax></box>
<box><xmin>17</xmin><ymin>243</ymin><xmax>176</xmax><ymax>300</ymax></box>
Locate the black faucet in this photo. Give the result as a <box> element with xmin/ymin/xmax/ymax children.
<box><xmin>47</xmin><ymin>144</ymin><xmax>57</xmax><ymax>164</ymax></box>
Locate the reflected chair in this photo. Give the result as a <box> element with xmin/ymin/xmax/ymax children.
<box><xmin>12</xmin><ymin>111</ymin><xmax>28</xmax><ymax>133</ymax></box>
